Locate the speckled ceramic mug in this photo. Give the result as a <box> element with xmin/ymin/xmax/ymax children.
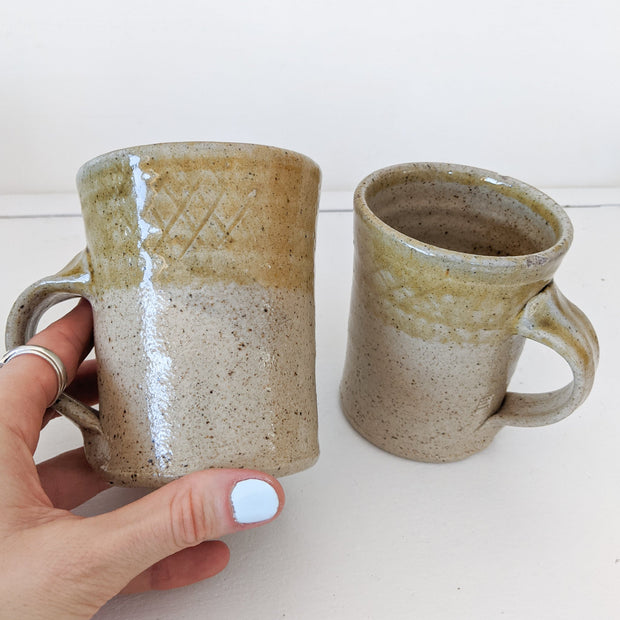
<box><xmin>340</xmin><ymin>163</ymin><xmax>599</xmax><ymax>463</ymax></box>
<box><xmin>6</xmin><ymin>142</ymin><xmax>321</xmax><ymax>486</ymax></box>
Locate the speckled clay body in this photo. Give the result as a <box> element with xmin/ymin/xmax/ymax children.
<box><xmin>340</xmin><ymin>163</ymin><xmax>599</xmax><ymax>462</ymax></box>
<box><xmin>6</xmin><ymin>142</ymin><xmax>321</xmax><ymax>486</ymax></box>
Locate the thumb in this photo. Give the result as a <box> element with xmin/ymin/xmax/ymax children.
<box><xmin>84</xmin><ymin>469</ymin><xmax>284</xmax><ymax>586</ymax></box>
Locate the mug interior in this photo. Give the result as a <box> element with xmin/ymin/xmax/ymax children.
<box><xmin>365</xmin><ymin>168</ymin><xmax>560</xmax><ymax>257</ymax></box>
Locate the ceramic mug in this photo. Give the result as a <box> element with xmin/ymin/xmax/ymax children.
<box><xmin>6</xmin><ymin>142</ymin><xmax>321</xmax><ymax>486</ymax></box>
<box><xmin>340</xmin><ymin>163</ymin><xmax>599</xmax><ymax>463</ymax></box>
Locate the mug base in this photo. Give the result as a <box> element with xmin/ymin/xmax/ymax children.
<box><xmin>341</xmin><ymin>399</ymin><xmax>498</xmax><ymax>464</ymax></box>
<box><xmin>88</xmin><ymin>452</ymin><xmax>320</xmax><ymax>488</ymax></box>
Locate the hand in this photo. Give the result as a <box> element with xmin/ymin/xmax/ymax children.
<box><xmin>0</xmin><ymin>300</ymin><xmax>284</xmax><ymax>619</ymax></box>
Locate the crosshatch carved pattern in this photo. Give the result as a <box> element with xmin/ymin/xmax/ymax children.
<box><xmin>142</xmin><ymin>169</ymin><xmax>257</xmax><ymax>259</ymax></box>
<box><xmin>359</xmin><ymin>262</ymin><xmax>502</xmax><ymax>342</ymax></box>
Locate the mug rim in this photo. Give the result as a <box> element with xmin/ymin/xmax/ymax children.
<box><xmin>354</xmin><ymin>162</ymin><xmax>574</xmax><ymax>278</ymax></box>
<box><xmin>77</xmin><ymin>141</ymin><xmax>321</xmax><ymax>182</ymax></box>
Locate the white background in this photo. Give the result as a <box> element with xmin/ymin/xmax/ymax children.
<box><xmin>1</xmin><ymin>0</ymin><xmax>619</xmax><ymax>193</ymax></box>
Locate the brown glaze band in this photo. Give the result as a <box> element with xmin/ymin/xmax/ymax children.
<box><xmin>77</xmin><ymin>142</ymin><xmax>321</xmax><ymax>292</ymax></box>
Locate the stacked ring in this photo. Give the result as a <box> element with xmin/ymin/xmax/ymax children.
<box><xmin>0</xmin><ymin>345</ymin><xmax>68</xmax><ymax>406</ymax></box>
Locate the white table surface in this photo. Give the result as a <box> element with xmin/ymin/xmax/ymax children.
<box><xmin>0</xmin><ymin>189</ymin><xmax>619</xmax><ymax>619</ymax></box>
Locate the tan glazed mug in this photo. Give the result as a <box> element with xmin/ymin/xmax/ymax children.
<box><xmin>340</xmin><ymin>163</ymin><xmax>599</xmax><ymax>463</ymax></box>
<box><xmin>6</xmin><ymin>142</ymin><xmax>321</xmax><ymax>486</ymax></box>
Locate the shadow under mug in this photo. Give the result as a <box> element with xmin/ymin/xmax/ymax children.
<box><xmin>6</xmin><ymin>142</ymin><xmax>321</xmax><ymax>486</ymax></box>
<box><xmin>340</xmin><ymin>162</ymin><xmax>599</xmax><ymax>463</ymax></box>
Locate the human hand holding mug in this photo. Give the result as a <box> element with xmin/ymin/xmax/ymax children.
<box><xmin>0</xmin><ymin>300</ymin><xmax>284</xmax><ymax>619</ymax></box>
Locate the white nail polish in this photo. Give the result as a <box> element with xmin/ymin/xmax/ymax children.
<box><xmin>231</xmin><ymin>479</ymin><xmax>279</xmax><ymax>524</ymax></box>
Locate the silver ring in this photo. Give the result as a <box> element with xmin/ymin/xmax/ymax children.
<box><xmin>0</xmin><ymin>345</ymin><xmax>68</xmax><ymax>406</ymax></box>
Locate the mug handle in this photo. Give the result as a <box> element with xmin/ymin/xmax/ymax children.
<box><xmin>483</xmin><ymin>281</ymin><xmax>599</xmax><ymax>430</ymax></box>
<box><xmin>4</xmin><ymin>250</ymin><xmax>103</xmax><ymax>434</ymax></box>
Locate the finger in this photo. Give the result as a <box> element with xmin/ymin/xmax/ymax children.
<box><xmin>121</xmin><ymin>541</ymin><xmax>230</xmax><ymax>593</ymax></box>
<box><xmin>0</xmin><ymin>299</ymin><xmax>93</xmax><ymax>448</ymax></box>
<box><xmin>83</xmin><ymin>470</ymin><xmax>284</xmax><ymax>592</ymax></box>
<box><xmin>36</xmin><ymin>447</ymin><xmax>110</xmax><ymax>510</ymax></box>
<box><xmin>39</xmin><ymin>358</ymin><xmax>98</xmax><ymax>430</ymax></box>
<box><xmin>65</xmin><ymin>358</ymin><xmax>99</xmax><ymax>406</ymax></box>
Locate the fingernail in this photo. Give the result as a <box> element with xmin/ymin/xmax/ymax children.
<box><xmin>231</xmin><ymin>479</ymin><xmax>280</xmax><ymax>524</ymax></box>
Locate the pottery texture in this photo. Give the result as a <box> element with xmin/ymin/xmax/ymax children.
<box><xmin>340</xmin><ymin>163</ymin><xmax>599</xmax><ymax>462</ymax></box>
<box><xmin>6</xmin><ymin>142</ymin><xmax>321</xmax><ymax>486</ymax></box>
